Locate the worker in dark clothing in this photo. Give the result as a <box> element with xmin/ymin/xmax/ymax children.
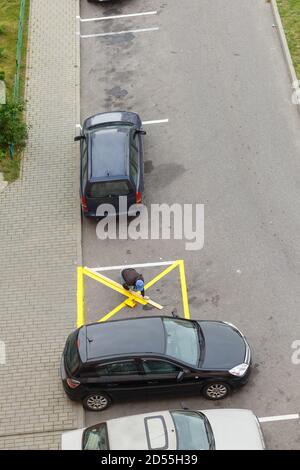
<box><xmin>121</xmin><ymin>268</ymin><xmax>146</xmax><ymax>297</ymax></box>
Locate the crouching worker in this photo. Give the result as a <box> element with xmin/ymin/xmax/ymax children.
<box><xmin>121</xmin><ymin>268</ymin><xmax>148</xmax><ymax>298</ymax></box>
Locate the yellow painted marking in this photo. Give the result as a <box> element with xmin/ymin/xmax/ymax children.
<box><xmin>77</xmin><ymin>267</ymin><xmax>85</xmax><ymax>328</ymax></box>
<box><xmin>144</xmin><ymin>261</ymin><xmax>180</xmax><ymax>290</ymax></box>
<box><xmin>78</xmin><ymin>260</ymin><xmax>190</xmax><ymax>325</ymax></box>
<box><xmin>83</xmin><ymin>267</ymin><xmax>162</xmax><ymax>308</ymax></box>
<box><xmin>98</xmin><ymin>261</ymin><xmax>179</xmax><ymax>322</ymax></box>
<box><xmin>179</xmin><ymin>260</ymin><xmax>190</xmax><ymax>319</ymax></box>
<box><xmin>99</xmin><ymin>302</ymin><xmax>127</xmax><ymax>323</ymax></box>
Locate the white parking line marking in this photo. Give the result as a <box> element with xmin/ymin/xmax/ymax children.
<box><xmin>76</xmin><ymin>124</ymin><xmax>82</xmax><ymax>129</ymax></box>
<box><xmin>79</xmin><ymin>11</ymin><xmax>158</xmax><ymax>23</ymax></box>
<box><xmin>91</xmin><ymin>261</ymin><xmax>177</xmax><ymax>272</ymax></box>
<box><xmin>259</xmin><ymin>414</ymin><xmax>299</xmax><ymax>423</ymax></box>
<box><xmin>0</xmin><ymin>341</ymin><xmax>6</xmax><ymax>365</ymax></box>
<box><xmin>142</xmin><ymin>119</ymin><xmax>169</xmax><ymax>125</ymax></box>
<box><xmin>81</xmin><ymin>27</ymin><xmax>159</xmax><ymax>39</ymax></box>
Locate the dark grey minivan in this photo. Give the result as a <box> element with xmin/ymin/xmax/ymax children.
<box><xmin>75</xmin><ymin>111</ymin><xmax>146</xmax><ymax>218</ymax></box>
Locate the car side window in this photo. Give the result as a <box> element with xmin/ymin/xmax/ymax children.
<box><xmin>142</xmin><ymin>360</ymin><xmax>181</xmax><ymax>375</ymax></box>
<box><xmin>80</xmin><ymin>361</ymin><xmax>140</xmax><ymax>377</ymax></box>
<box><xmin>107</xmin><ymin>361</ymin><xmax>140</xmax><ymax>376</ymax></box>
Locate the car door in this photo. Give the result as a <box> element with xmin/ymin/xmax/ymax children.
<box><xmin>79</xmin><ymin>359</ymin><xmax>147</xmax><ymax>399</ymax></box>
<box><xmin>140</xmin><ymin>359</ymin><xmax>202</xmax><ymax>395</ymax></box>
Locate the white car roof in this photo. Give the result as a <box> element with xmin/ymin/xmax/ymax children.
<box><xmin>107</xmin><ymin>411</ymin><xmax>177</xmax><ymax>450</ymax></box>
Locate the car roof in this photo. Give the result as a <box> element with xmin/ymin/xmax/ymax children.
<box><xmin>89</xmin><ymin>126</ymin><xmax>130</xmax><ymax>180</ymax></box>
<box><xmin>106</xmin><ymin>411</ymin><xmax>177</xmax><ymax>450</ymax></box>
<box><xmin>78</xmin><ymin>317</ymin><xmax>166</xmax><ymax>363</ymax></box>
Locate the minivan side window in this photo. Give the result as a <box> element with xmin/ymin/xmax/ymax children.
<box><xmin>142</xmin><ymin>360</ymin><xmax>181</xmax><ymax>375</ymax></box>
<box><xmin>81</xmin><ymin>143</ymin><xmax>88</xmax><ymax>189</ymax></box>
<box><xmin>130</xmin><ymin>143</ymin><xmax>139</xmax><ymax>185</ymax></box>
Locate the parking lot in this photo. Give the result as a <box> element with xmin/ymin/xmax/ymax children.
<box><xmin>78</xmin><ymin>0</ymin><xmax>300</xmax><ymax>449</ymax></box>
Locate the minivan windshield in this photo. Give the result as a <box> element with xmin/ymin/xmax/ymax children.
<box><xmin>88</xmin><ymin>180</ymin><xmax>131</xmax><ymax>198</ymax></box>
<box><xmin>162</xmin><ymin>318</ymin><xmax>200</xmax><ymax>366</ymax></box>
<box><xmin>82</xmin><ymin>423</ymin><xmax>109</xmax><ymax>450</ymax></box>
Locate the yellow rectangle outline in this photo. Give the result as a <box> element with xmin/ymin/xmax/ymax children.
<box><xmin>76</xmin><ymin>260</ymin><xmax>190</xmax><ymax>326</ymax></box>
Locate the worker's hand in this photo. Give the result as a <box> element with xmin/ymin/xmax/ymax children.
<box><xmin>144</xmin><ymin>296</ymin><xmax>150</xmax><ymax>300</ymax></box>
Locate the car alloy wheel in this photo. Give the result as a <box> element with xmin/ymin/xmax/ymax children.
<box><xmin>83</xmin><ymin>393</ymin><xmax>111</xmax><ymax>411</ymax></box>
<box><xmin>203</xmin><ymin>383</ymin><xmax>229</xmax><ymax>400</ymax></box>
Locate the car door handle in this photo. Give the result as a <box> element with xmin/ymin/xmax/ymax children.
<box><xmin>147</xmin><ymin>381</ymin><xmax>159</xmax><ymax>385</ymax></box>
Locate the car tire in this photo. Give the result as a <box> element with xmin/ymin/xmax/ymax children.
<box><xmin>82</xmin><ymin>392</ymin><xmax>112</xmax><ymax>411</ymax></box>
<box><xmin>202</xmin><ymin>382</ymin><xmax>230</xmax><ymax>400</ymax></box>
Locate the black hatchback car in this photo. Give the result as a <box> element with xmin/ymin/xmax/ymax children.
<box><xmin>75</xmin><ymin>111</ymin><xmax>146</xmax><ymax>218</ymax></box>
<box><xmin>61</xmin><ymin>316</ymin><xmax>251</xmax><ymax>411</ymax></box>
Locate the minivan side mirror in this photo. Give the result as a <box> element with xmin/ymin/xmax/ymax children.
<box><xmin>74</xmin><ymin>135</ymin><xmax>84</xmax><ymax>142</ymax></box>
<box><xmin>135</xmin><ymin>129</ymin><xmax>147</xmax><ymax>136</ymax></box>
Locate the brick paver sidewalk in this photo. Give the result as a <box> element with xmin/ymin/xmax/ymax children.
<box><xmin>0</xmin><ymin>0</ymin><xmax>83</xmax><ymax>449</ymax></box>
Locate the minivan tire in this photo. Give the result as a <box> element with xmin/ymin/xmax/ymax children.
<box><xmin>202</xmin><ymin>382</ymin><xmax>230</xmax><ymax>400</ymax></box>
<box><xmin>82</xmin><ymin>392</ymin><xmax>112</xmax><ymax>411</ymax></box>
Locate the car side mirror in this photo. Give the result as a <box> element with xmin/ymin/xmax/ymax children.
<box><xmin>135</xmin><ymin>129</ymin><xmax>147</xmax><ymax>136</ymax></box>
<box><xmin>74</xmin><ymin>135</ymin><xmax>84</xmax><ymax>142</ymax></box>
<box><xmin>172</xmin><ymin>308</ymin><xmax>179</xmax><ymax>318</ymax></box>
<box><xmin>180</xmin><ymin>401</ymin><xmax>191</xmax><ymax>411</ymax></box>
<box><xmin>177</xmin><ymin>369</ymin><xmax>189</xmax><ymax>382</ymax></box>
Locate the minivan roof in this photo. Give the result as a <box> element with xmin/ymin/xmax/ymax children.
<box><xmin>78</xmin><ymin>317</ymin><xmax>166</xmax><ymax>362</ymax></box>
<box><xmin>89</xmin><ymin>126</ymin><xmax>130</xmax><ymax>179</ymax></box>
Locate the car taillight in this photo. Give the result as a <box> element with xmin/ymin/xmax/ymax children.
<box><xmin>81</xmin><ymin>195</ymin><xmax>88</xmax><ymax>213</ymax></box>
<box><xmin>66</xmin><ymin>378</ymin><xmax>81</xmax><ymax>389</ymax></box>
<box><xmin>136</xmin><ymin>191</ymin><xmax>142</xmax><ymax>204</ymax></box>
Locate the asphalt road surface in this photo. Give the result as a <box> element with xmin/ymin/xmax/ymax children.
<box><xmin>79</xmin><ymin>0</ymin><xmax>300</xmax><ymax>450</ymax></box>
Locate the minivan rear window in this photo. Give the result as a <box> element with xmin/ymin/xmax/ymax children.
<box><xmin>88</xmin><ymin>181</ymin><xmax>131</xmax><ymax>198</ymax></box>
<box><xmin>65</xmin><ymin>330</ymin><xmax>80</xmax><ymax>376</ymax></box>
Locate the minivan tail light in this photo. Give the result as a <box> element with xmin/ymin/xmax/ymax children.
<box><xmin>66</xmin><ymin>378</ymin><xmax>81</xmax><ymax>389</ymax></box>
<box><xmin>81</xmin><ymin>195</ymin><xmax>88</xmax><ymax>213</ymax></box>
<box><xmin>136</xmin><ymin>191</ymin><xmax>142</xmax><ymax>204</ymax></box>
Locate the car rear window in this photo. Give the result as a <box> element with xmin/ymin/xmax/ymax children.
<box><xmin>65</xmin><ymin>330</ymin><xmax>81</xmax><ymax>376</ymax></box>
<box><xmin>88</xmin><ymin>181</ymin><xmax>131</xmax><ymax>198</ymax></box>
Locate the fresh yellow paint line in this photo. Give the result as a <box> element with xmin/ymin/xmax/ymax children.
<box><xmin>179</xmin><ymin>260</ymin><xmax>190</xmax><ymax>319</ymax></box>
<box><xmin>77</xmin><ymin>266</ymin><xmax>85</xmax><ymax>328</ymax></box>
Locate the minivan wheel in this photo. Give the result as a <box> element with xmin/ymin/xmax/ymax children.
<box><xmin>202</xmin><ymin>382</ymin><xmax>230</xmax><ymax>400</ymax></box>
<box><xmin>82</xmin><ymin>393</ymin><xmax>112</xmax><ymax>411</ymax></box>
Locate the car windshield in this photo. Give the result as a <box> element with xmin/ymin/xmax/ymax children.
<box><xmin>88</xmin><ymin>180</ymin><xmax>130</xmax><ymax>198</ymax></box>
<box><xmin>82</xmin><ymin>423</ymin><xmax>109</xmax><ymax>450</ymax></box>
<box><xmin>162</xmin><ymin>318</ymin><xmax>200</xmax><ymax>366</ymax></box>
<box><xmin>171</xmin><ymin>411</ymin><xmax>214</xmax><ymax>450</ymax></box>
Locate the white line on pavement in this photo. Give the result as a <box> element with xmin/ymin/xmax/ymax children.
<box><xmin>81</xmin><ymin>27</ymin><xmax>159</xmax><ymax>39</ymax></box>
<box><xmin>142</xmin><ymin>119</ymin><xmax>169</xmax><ymax>125</ymax></box>
<box><xmin>259</xmin><ymin>414</ymin><xmax>299</xmax><ymax>423</ymax></box>
<box><xmin>79</xmin><ymin>11</ymin><xmax>158</xmax><ymax>23</ymax></box>
<box><xmin>91</xmin><ymin>261</ymin><xmax>177</xmax><ymax>272</ymax></box>
<box><xmin>0</xmin><ymin>341</ymin><xmax>6</xmax><ymax>365</ymax></box>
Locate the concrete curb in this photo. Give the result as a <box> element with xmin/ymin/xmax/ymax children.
<box><xmin>74</xmin><ymin>0</ymin><xmax>85</xmax><ymax>431</ymax></box>
<box><xmin>270</xmin><ymin>0</ymin><xmax>300</xmax><ymax>110</ymax></box>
